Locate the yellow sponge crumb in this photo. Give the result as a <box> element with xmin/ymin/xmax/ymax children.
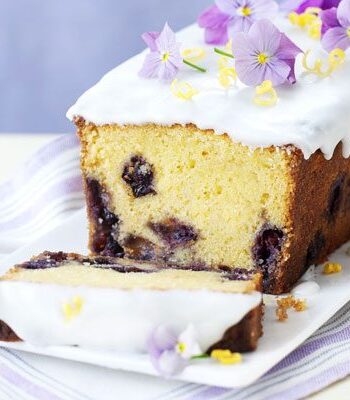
<box><xmin>276</xmin><ymin>295</ymin><xmax>307</xmax><ymax>322</ymax></box>
<box><xmin>323</xmin><ymin>262</ymin><xmax>342</xmax><ymax>275</ymax></box>
<box><xmin>80</xmin><ymin>124</ymin><xmax>292</xmax><ymax>269</ymax></box>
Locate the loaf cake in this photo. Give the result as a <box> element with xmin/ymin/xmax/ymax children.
<box><xmin>67</xmin><ymin>7</ymin><xmax>350</xmax><ymax>294</ymax></box>
<box><xmin>0</xmin><ymin>252</ymin><xmax>263</xmax><ymax>353</ymax></box>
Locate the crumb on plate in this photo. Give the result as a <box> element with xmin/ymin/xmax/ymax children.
<box><xmin>276</xmin><ymin>295</ymin><xmax>307</xmax><ymax>322</ymax></box>
<box><xmin>323</xmin><ymin>262</ymin><xmax>342</xmax><ymax>275</ymax></box>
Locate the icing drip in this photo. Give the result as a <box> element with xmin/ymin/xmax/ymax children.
<box><xmin>0</xmin><ymin>281</ymin><xmax>261</xmax><ymax>351</ymax></box>
<box><xmin>67</xmin><ymin>15</ymin><xmax>350</xmax><ymax>160</ymax></box>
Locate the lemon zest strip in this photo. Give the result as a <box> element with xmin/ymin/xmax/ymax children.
<box><xmin>181</xmin><ymin>47</ymin><xmax>206</xmax><ymax>62</ymax></box>
<box><xmin>302</xmin><ymin>48</ymin><xmax>346</xmax><ymax>78</ymax></box>
<box><xmin>218</xmin><ymin>56</ymin><xmax>229</xmax><ymax>69</ymax></box>
<box><xmin>171</xmin><ymin>79</ymin><xmax>198</xmax><ymax>100</ymax></box>
<box><xmin>219</xmin><ymin>67</ymin><xmax>237</xmax><ymax>88</ymax></box>
<box><xmin>225</xmin><ymin>39</ymin><xmax>233</xmax><ymax>55</ymax></box>
<box><xmin>253</xmin><ymin>80</ymin><xmax>278</xmax><ymax>107</ymax></box>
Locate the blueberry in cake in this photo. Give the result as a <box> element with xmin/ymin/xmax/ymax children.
<box><xmin>67</xmin><ymin>4</ymin><xmax>350</xmax><ymax>294</ymax></box>
<box><xmin>0</xmin><ymin>252</ymin><xmax>263</xmax><ymax>353</ymax></box>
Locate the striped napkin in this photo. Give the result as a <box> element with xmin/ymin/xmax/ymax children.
<box><xmin>0</xmin><ymin>134</ymin><xmax>350</xmax><ymax>400</ymax></box>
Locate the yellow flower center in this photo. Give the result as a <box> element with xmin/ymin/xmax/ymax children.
<box><xmin>177</xmin><ymin>342</ymin><xmax>186</xmax><ymax>353</ymax></box>
<box><xmin>162</xmin><ymin>53</ymin><xmax>170</xmax><ymax>62</ymax></box>
<box><xmin>257</xmin><ymin>53</ymin><xmax>269</xmax><ymax>64</ymax></box>
<box><xmin>347</xmin><ymin>27</ymin><xmax>350</xmax><ymax>38</ymax></box>
<box><xmin>238</xmin><ymin>6</ymin><xmax>252</xmax><ymax>16</ymax></box>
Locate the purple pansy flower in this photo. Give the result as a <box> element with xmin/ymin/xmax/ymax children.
<box><xmin>147</xmin><ymin>325</ymin><xmax>202</xmax><ymax>377</ymax></box>
<box><xmin>295</xmin><ymin>0</ymin><xmax>341</xmax><ymax>14</ymax></box>
<box><xmin>198</xmin><ymin>0</ymin><xmax>279</xmax><ymax>45</ymax></box>
<box><xmin>321</xmin><ymin>0</ymin><xmax>350</xmax><ymax>51</ymax></box>
<box><xmin>231</xmin><ymin>19</ymin><xmax>303</xmax><ymax>86</ymax></box>
<box><xmin>139</xmin><ymin>23</ymin><xmax>182</xmax><ymax>82</ymax></box>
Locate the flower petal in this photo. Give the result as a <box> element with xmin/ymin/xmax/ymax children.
<box><xmin>198</xmin><ymin>5</ymin><xmax>230</xmax><ymax>27</ymax></box>
<box><xmin>205</xmin><ymin>26</ymin><xmax>229</xmax><ymax>45</ymax></box>
<box><xmin>275</xmin><ymin>34</ymin><xmax>302</xmax><ymax>85</ymax></box>
<box><xmin>139</xmin><ymin>52</ymin><xmax>161</xmax><ymax>79</ymax></box>
<box><xmin>232</xmin><ymin>31</ymin><xmax>259</xmax><ymax>59</ymax></box>
<box><xmin>276</xmin><ymin>33</ymin><xmax>303</xmax><ymax>60</ymax></box>
<box><xmin>147</xmin><ymin>325</ymin><xmax>177</xmax><ymax>354</ymax></box>
<box><xmin>337</xmin><ymin>0</ymin><xmax>350</xmax><ymax>28</ymax></box>
<box><xmin>228</xmin><ymin>15</ymin><xmax>254</xmax><ymax>35</ymax></box>
<box><xmin>322</xmin><ymin>26</ymin><xmax>350</xmax><ymax>51</ymax></box>
<box><xmin>215</xmin><ymin>0</ymin><xmax>243</xmax><ymax>15</ymax></box>
<box><xmin>280</xmin><ymin>0</ymin><xmax>304</xmax><ymax>13</ymax></box>
<box><xmin>158</xmin><ymin>60</ymin><xmax>179</xmax><ymax>81</ymax></box>
<box><xmin>156</xmin><ymin>350</ymin><xmax>186</xmax><ymax>377</ymax></box>
<box><xmin>141</xmin><ymin>32</ymin><xmax>160</xmax><ymax>51</ymax></box>
<box><xmin>323</xmin><ymin>0</ymin><xmax>341</xmax><ymax>9</ymax></box>
<box><xmin>321</xmin><ymin>8</ymin><xmax>341</xmax><ymax>35</ymax></box>
<box><xmin>198</xmin><ymin>5</ymin><xmax>230</xmax><ymax>44</ymax></box>
<box><xmin>250</xmin><ymin>0</ymin><xmax>279</xmax><ymax>19</ymax></box>
<box><xmin>264</xmin><ymin>58</ymin><xmax>291</xmax><ymax>86</ymax></box>
<box><xmin>284</xmin><ymin>58</ymin><xmax>298</xmax><ymax>84</ymax></box>
<box><xmin>296</xmin><ymin>0</ymin><xmax>324</xmax><ymax>14</ymax></box>
<box><xmin>248</xmin><ymin>19</ymin><xmax>282</xmax><ymax>55</ymax></box>
<box><xmin>168</xmin><ymin>44</ymin><xmax>183</xmax><ymax>69</ymax></box>
<box><xmin>235</xmin><ymin>59</ymin><xmax>267</xmax><ymax>86</ymax></box>
<box><xmin>177</xmin><ymin>325</ymin><xmax>202</xmax><ymax>360</ymax></box>
<box><xmin>156</xmin><ymin>23</ymin><xmax>177</xmax><ymax>54</ymax></box>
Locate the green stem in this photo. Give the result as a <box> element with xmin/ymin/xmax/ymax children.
<box><xmin>214</xmin><ymin>48</ymin><xmax>234</xmax><ymax>59</ymax></box>
<box><xmin>183</xmin><ymin>59</ymin><xmax>207</xmax><ymax>73</ymax></box>
<box><xmin>191</xmin><ymin>354</ymin><xmax>210</xmax><ymax>360</ymax></box>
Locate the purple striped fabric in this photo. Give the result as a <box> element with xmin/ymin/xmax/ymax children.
<box><xmin>269</xmin><ymin>360</ymin><xmax>350</xmax><ymax>400</ymax></box>
<box><xmin>0</xmin><ymin>135</ymin><xmax>79</xmax><ymax>199</ymax></box>
<box><xmin>0</xmin><ymin>363</ymin><xmax>63</xmax><ymax>400</ymax></box>
<box><xmin>0</xmin><ymin>175</ymin><xmax>82</xmax><ymax>230</ymax></box>
<box><xmin>0</xmin><ymin>133</ymin><xmax>350</xmax><ymax>400</ymax></box>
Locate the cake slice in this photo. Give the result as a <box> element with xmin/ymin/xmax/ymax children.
<box><xmin>0</xmin><ymin>252</ymin><xmax>263</xmax><ymax>353</ymax></box>
<box><xmin>67</xmin><ymin>14</ymin><xmax>350</xmax><ymax>295</ymax></box>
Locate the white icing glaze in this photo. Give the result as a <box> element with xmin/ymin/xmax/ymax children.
<box><xmin>0</xmin><ymin>281</ymin><xmax>261</xmax><ymax>352</ymax></box>
<box><xmin>301</xmin><ymin>265</ymin><xmax>316</xmax><ymax>281</ymax></box>
<box><xmin>67</xmin><ymin>15</ymin><xmax>350</xmax><ymax>160</ymax></box>
<box><xmin>292</xmin><ymin>281</ymin><xmax>320</xmax><ymax>297</ymax></box>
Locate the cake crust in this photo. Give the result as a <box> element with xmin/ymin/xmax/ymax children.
<box><xmin>277</xmin><ymin>143</ymin><xmax>350</xmax><ymax>294</ymax></box>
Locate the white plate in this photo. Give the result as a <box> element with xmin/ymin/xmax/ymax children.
<box><xmin>1</xmin><ymin>209</ymin><xmax>350</xmax><ymax>389</ymax></box>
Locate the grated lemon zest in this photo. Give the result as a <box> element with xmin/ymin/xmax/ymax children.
<box><xmin>62</xmin><ymin>296</ymin><xmax>84</xmax><ymax>322</ymax></box>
